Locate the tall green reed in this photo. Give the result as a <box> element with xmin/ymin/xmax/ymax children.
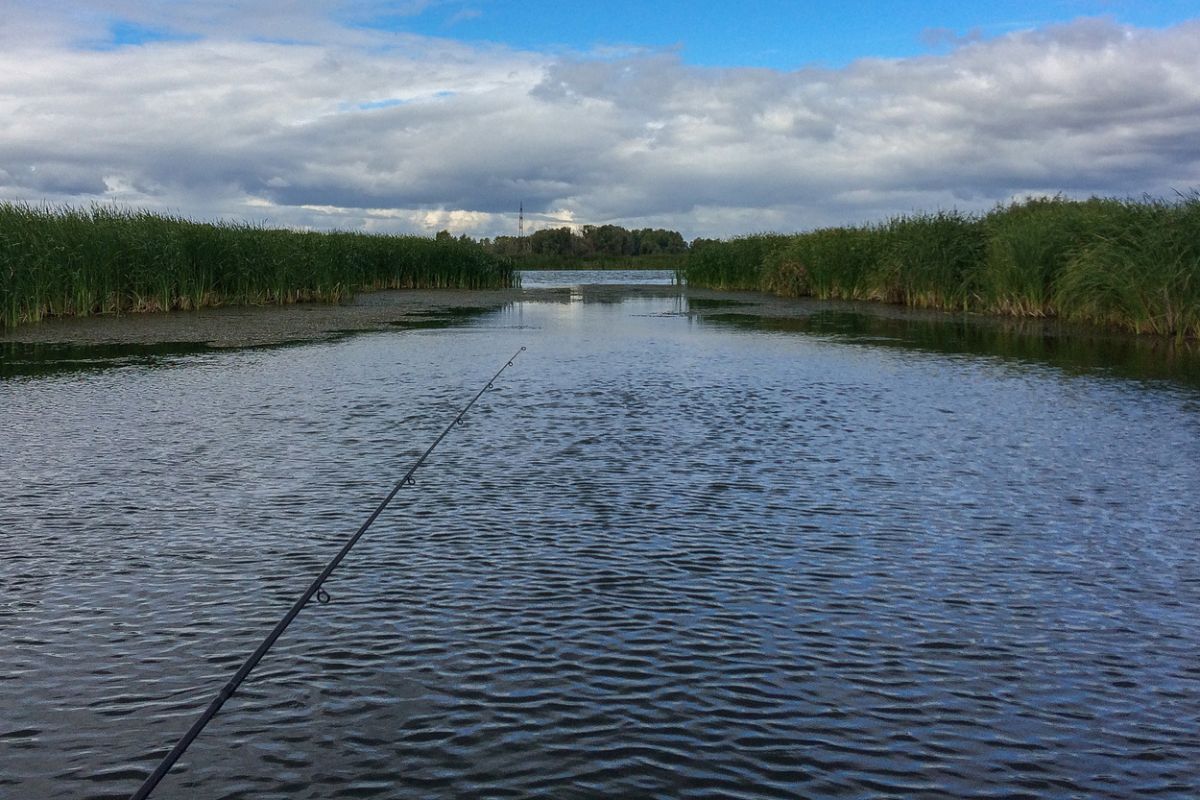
<box><xmin>869</xmin><ymin>211</ymin><xmax>986</xmax><ymax>309</ymax></box>
<box><xmin>1055</xmin><ymin>196</ymin><xmax>1200</xmax><ymax>340</ymax></box>
<box><xmin>978</xmin><ymin>197</ymin><xmax>1126</xmax><ymax>316</ymax></box>
<box><xmin>686</xmin><ymin>195</ymin><xmax>1200</xmax><ymax>339</ymax></box>
<box><xmin>0</xmin><ymin>203</ymin><xmax>516</xmax><ymax>328</ymax></box>
<box><xmin>761</xmin><ymin>225</ymin><xmax>885</xmax><ymax>300</ymax></box>
<box><xmin>686</xmin><ymin>235</ymin><xmax>788</xmax><ymax>290</ymax></box>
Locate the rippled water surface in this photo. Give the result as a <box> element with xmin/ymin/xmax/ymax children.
<box><xmin>517</xmin><ymin>269</ymin><xmax>679</xmax><ymax>288</ymax></box>
<box><xmin>3</xmin><ymin>286</ymin><xmax>1199</xmax><ymax>799</ymax></box>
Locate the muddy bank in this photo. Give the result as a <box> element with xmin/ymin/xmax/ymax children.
<box><xmin>0</xmin><ymin>285</ymin><xmax>726</xmax><ymax>348</ymax></box>
<box><xmin>0</xmin><ymin>288</ymin><xmax>524</xmax><ymax>348</ymax></box>
<box><xmin>0</xmin><ymin>283</ymin><xmax>1171</xmax><ymax>350</ymax></box>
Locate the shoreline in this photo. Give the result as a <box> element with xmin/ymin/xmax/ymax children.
<box><xmin>4</xmin><ymin>283</ymin><xmax>1197</xmax><ymax>390</ymax></box>
<box><xmin>0</xmin><ymin>288</ymin><xmax>522</xmax><ymax>348</ymax></box>
<box><xmin>2</xmin><ymin>283</ymin><xmax>1190</xmax><ymax>352</ymax></box>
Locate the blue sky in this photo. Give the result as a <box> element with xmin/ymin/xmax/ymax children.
<box><xmin>353</xmin><ymin>0</ymin><xmax>1200</xmax><ymax>67</ymax></box>
<box><xmin>3</xmin><ymin>1</ymin><xmax>1200</xmax><ymax>236</ymax></box>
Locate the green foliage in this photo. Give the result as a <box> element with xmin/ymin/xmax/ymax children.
<box><xmin>978</xmin><ymin>196</ymin><xmax>1125</xmax><ymax>316</ymax></box>
<box><xmin>686</xmin><ymin>235</ymin><xmax>787</xmax><ymax>291</ymax></box>
<box><xmin>762</xmin><ymin>225</ymin><xmax>885</xmax><ymax>300</ymax></box>
<box><xmin>510</xmin><ymin>252</ymin><xmax>688</xmax><ymax>271</ymax></box>
<box><xmin>870</xmin><ymin>211</ymin><xmax>987</xmax><ymax>309</ymax></box>
<box><xmin>0</xmin><ymin>203</ymin><xmax>516</xmax><ymax>328</ymax></box>
<box><xmin>685</xmin><ymin>195</ymin><xmax>1200</xmax><ymax>339</ymax></box>
<box><xmin>1055</xmin><ymin>196</ymin><xmax>1200</xmax><ymax>340</ymax></box>
<box><xmin>490</xmin><ymin>224</ymin><xmax>687</xmax><ymax>260</ymax></box>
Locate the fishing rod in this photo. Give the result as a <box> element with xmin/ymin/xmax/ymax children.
<box><xmin>130</xmin><ymin>346</ymin><xmax>527</xmax><ymax>800</ymax></box>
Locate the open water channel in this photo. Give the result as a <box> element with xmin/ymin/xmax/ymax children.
<box><xmin>2</xmin><ymin>272</ymin><xmax>1199</xmax><ymax>798</ymax></box>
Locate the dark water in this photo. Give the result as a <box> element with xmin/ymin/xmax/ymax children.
<box><xmin>2</xmin><ymin>288</ymin><xmax>1199</xmax><ymax>799</ymax></box>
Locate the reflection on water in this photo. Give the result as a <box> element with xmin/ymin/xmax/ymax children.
<box><xmin>517</xmin><ymin>269</ymin><xmax>679</xmax><ymax>289</ymax></box>
<box><xmin>5</xmin><ymin>294</ymin><xmax>1198</xmax><ymax>389</ymax></box>
<box><xmin>2</xmin><ymin>291</ymin><xmax>1199</xmax><ymax>799</ymax></box>
<box><xmin>0</xmin><ymin>341</ymin><xmax>211</xmax><ymax>379</ymax></box>
<box><xmin>382</xmin><ymin>306</ymin><xmax>498</xmax><ymax>331</ymax></box>
<box><xmin>700</xmin><ymin>309</ymin><xmax>1200</xmax><ymax>389</ymax></box>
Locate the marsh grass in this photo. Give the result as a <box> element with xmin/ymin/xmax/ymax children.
<box><xmin>1055</xmin><ymin>198</ymin><xmax>1200</xmax><ymax>339</ymax></box>
<box><xmin>687</xmin><ymin>235</ymin><xmax>788</xmax><ymax>290</ymax></box>
<box><xmin>0</xmin><ymin>203</ymin><xmax>516</xmax><ymax>328</ymax></box>
<box><xmin>687</xmin><ymin>195</ymin><xmax>1200</xmax><ymax>339</ymax></box>
<box><xmin>872</xmin><ymin>212</ymin><xmax>987</xmax><ymax>309</ymax></box>
<box><xmin>761</xmin><ymin>225</ymin><xmax>884</xmax><ymax>300</ymax></box>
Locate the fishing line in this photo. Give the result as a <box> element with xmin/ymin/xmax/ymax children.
<box><xmin>130</xmin><ymin>346</ymin><xmax>527</xmax><ymax>800</ymax></box>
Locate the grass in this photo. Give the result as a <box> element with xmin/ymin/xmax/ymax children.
<box><xmin>0</xmin><ymin>203</ymin><xmax>517</xmax><ymax>328</ymax></box>
<box><xmin>685</xmin><ymin>195</ymin><xmax>1200</xmax><ymax>340</ymax></box>
<box><xmin>1054</xmin><ymin>198</ymin><xmax>1200</xmax><ymax>338</ymax></box>
<box><xmin>686</xmin><ymin>235</ymin><xmax>789</xmax><ymax>291</ymax></box>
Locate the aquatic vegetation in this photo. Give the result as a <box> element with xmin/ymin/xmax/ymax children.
<box><xmin>1054</xmin><ymin>197</ymin><xmax>1200</xmax><ymax>339</ymax></box>
<box><xmin>0</xmin><ymin>203</ymin><xmax>516</xmax><ymax>328</ymax></box>
<box><xmin>686</xmin><ymin>234</ymin><xmax>788</xmax><ymax>290</ymax></box>
<box><xmin>686</xmin><ymin>195</ymin><xmax>1200</xmax><ymax>339</ymax></box>
<box><xmin>977</xmin><ymin>197</ymin><xmax>1115</xmax><ymax>316</ymax></box>
<box><xmin>872</xmin><ymin>211</ymin><xmax>987</xmax><ymax>309</ymax></box>
<box><xmin>762</xmin><ymin>225</ymin><xmax>884</xmax><ymax>301</ymax></box>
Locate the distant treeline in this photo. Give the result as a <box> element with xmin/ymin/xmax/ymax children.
<box><xmin>428</xmin><ymin>223</ymin><xmax>693</xmax><ymax>270</ymax></box>
<box><xmin>487</xmin><ymin>224</ymin><xmax>688</xmax><ymax>259</ymax></box>
<box><xmin>1</xmin><ymin>203</ymin><xmax>516</xmax><ymax>328</ymax></box>
<box><xmin>685</xmin><ymin>196</ymin><xmax>1200</xmax><ymax>340</ymax></box>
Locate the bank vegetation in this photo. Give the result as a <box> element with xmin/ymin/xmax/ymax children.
<box><xmin>0</xmin><ymin>203</ymin><xmax>516</xmax><ymax>328</ymax></box>
<box><xmin>686</xmin><ymin>195</ymin><xmax>1200</xmax><ymax>340</ymax></box>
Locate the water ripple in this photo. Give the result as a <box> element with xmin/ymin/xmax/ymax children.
<box><xmin>2</xmin><ymin>303</ymin><xmax>1199</xmax><ymax>798</ymax></box>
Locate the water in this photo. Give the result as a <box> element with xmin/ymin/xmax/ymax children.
<box><xmin>517</xmin><ymin>269</ymin><xmax>679</xmax><ymax>288</ymax></box>
<box><xmin>3</xmin><ymin>284</ymin><xmax>1199</xmax><ymax>799</ymax></box>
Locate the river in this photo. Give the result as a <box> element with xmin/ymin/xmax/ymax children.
<box><xmin>2</xmin><ymin>272</ymin><xmax>1198</xmax><ymax>799</ymax></box>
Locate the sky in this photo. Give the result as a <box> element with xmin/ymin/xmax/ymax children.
<box><xmin>1</xmin><ymin>1</ymin><xmax>1199</xmax><ymax>238</ymax></box>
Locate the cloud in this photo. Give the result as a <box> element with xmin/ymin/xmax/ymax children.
<box><xmin>1</xmin><ymin>7</ymin><xmax>1198</xmax><ymax>238</ymax></box>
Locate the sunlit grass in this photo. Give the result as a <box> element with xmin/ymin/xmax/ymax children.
<box><xmin>0</xmin><ymin>203</ymin><xmax>517</xmax><ymax>328</ymax></box>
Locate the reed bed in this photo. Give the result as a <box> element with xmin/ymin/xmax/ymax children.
<box><xmin>686</xmin><ymin>235</ymin><xmax>789</xmax><ymax>291</ymax></box>
<box><xmin>0</xmin><ymin>203</ymin><xmax>516</xmax><ymax>328</ymax></box>
<box><xmin>685</xmin><ymin>196</ymin><xmax>1200</xmax><ymax>340</ymax></box>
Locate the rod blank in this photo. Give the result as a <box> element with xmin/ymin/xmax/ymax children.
<box><xmin>130</xmin><ymin>346</ymin><xmax>526</xmax><ymax>800</ymax></box>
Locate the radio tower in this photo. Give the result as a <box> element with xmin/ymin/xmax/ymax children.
<box><xmin>518</xmin><ymin>202</ymin><xmax>526</xmax><ymax>254</ymax></box>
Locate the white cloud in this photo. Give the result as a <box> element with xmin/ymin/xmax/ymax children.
<box><xmin>1</xmin><ymin>6</ymin><xmax>1198</xmax><ymax>238</ymax></box>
